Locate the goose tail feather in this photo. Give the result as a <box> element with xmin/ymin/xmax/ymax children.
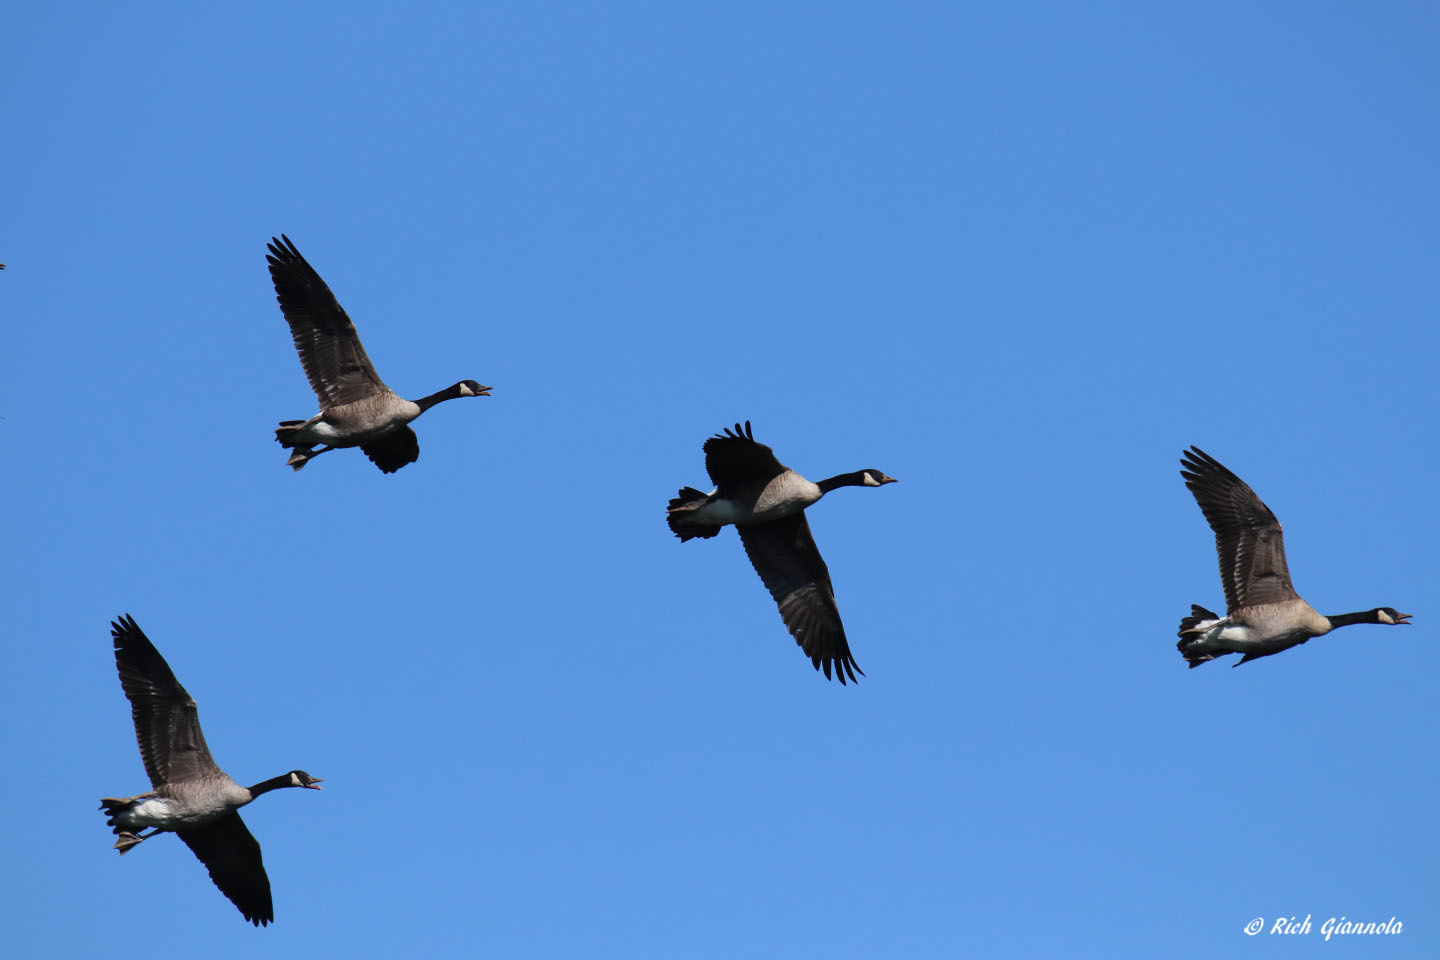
<box><xmin>667</xmin><ymin>487</ymin><xmax>722</xmax><ymax>541</ymax></box>
<box><xmin>1176</xmin><ymin>603</ymin><xmax>1223</xmax><ymax>668</ymax></box>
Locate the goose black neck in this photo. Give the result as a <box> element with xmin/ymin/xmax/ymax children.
<box><xmin>414</xmin><ymin>384</ymin><xmax>465</xmax><ymax>412</ymax></box>
<box><xmin>248</xmin><ymin>774</ymin><xmax>301</xmax><ymax>797</ymax></box>
<box><xmin>1324</xmin><ymin>610</ymin><xmax>1379</xmax><ymax>629</ymax></box>
<box><xmin>817</xmin><ymin>471</ymin><xmax>869</xmax><ymax>494</ymax></box>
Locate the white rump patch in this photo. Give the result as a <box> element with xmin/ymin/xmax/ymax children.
<box><xmin>694</xmin><ymin>499</ymin><xmax>742</xmax><ymax>525</ymax></box>
<box><xmin>128</xmin><ymin>798</ymin><xmax>174</xmax><ymax>827</ymax></box>
<box><xmin>290</xmin><ymin>419</ymin><xmax>344</xmax><ymax>443</ymax></box>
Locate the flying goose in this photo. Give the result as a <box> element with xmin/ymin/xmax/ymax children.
<box><xmin>99</xmin><ymin>615</ymin><xmax>322</xmax><ymax>926</ymax></box>
<box><xmin>667</xmin><ymin>421</ymin><xmax>896</xmax><ymax>683</ymax></box>
<box><xmin>1176</xmin><ymin>446</ymin><xmax>1410</xmax><ymax>667</ymax></box>
<box><xmin>266</xmin><ymin>234</ymin><xmax>491</xmax><ymax>473</ymax></box>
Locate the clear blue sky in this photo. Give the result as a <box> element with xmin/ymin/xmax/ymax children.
<box><xmin>4</xmin><ymin>2</ymin><xmax>1436</xmax><ymax>957</ymax></box>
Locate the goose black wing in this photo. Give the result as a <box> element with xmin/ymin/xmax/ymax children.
<box><xmin>360</xmin><ymin>425</ymin><xmax>420</xmax><ymax>474</ymax></box>
<box><xmin>177</xmin><ymin>813</ymin><xmax>274</xmax><ymax>926</ymax></box>
<box><xmin>703</xmin><ymin>421</ymin><xmax>786</xmax><ymax>488</ymax></box>
<box><xmin>736</xmin><ymin>513</ymin><xmax>863</xmax><ymax>684</ymax></box>
<box><xmin>266</xmin><ymin>235</ymin><xmax>392</xmax><ymax>408</ymax></box>
<box><xmin>111</xmin><ymin>615</ymin><xmax>221</xmax><ymax>787</ymax></box>
<box><xmin>1180</xmin><ymin>446</ymin><xmax>1298</xmax><ymax>611</ymax></box>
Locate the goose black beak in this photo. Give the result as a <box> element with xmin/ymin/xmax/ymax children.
<box><xmin>305</xmin><ymin>778</ymin><xmax>324</xmax><ymax>790</ymax></box>
<box><xmin>1396</xmin><ymin>613</ymin><xmax>1412</xmax><ymax>625</ymax></box>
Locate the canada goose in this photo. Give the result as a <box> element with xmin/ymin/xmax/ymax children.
<box><xmin>266</xmin><ymin>234</ymin><xmax>491</xmax><ymax>473</ymax></box>
<box><xmin>99</xmin><ymin>615</ymin><xmax>321</xmax><ymax>926</ymax></box>
<box><xmin>667</xmin><ymin>421</ymin><xmax>896</xmax><ymax>683</ymax></box>
<box><xmin>1176</xmin><ymin>446</ymin><xmax>1410</xmax><ymax>667</ymax></box>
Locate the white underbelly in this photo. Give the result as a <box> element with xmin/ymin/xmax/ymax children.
<box><xmin>290</xmin><ymin>419</ymin><xmax>348</xmax><ymax>444</ymax></box>
<box><xmin>693</xmin><ymin>498</ymin><xmax>741</xmax><ymax>525</ymax></box>
<box><xmin>1205</xmin><ymin>622</ymin><xmax>1261</xmax><ymax>652</ymax></box>
<box><xmin>118</xmin><ymin>797</ymin><xmax>179</xmax><ymax>829</ymax></box>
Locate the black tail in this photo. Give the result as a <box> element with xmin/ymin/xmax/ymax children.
<box><xmin>1178</xmin><ymin>603</ymin><xmax>1219</xmax><ymax>637</ymax></box>
<box><xmin>274</xmin><ymin>423</ymin><xmax>318</xmax><ymax>470</ymax></box>
<box><xmin>98</xmin><ymin>797</ymin><xmax>131</xmax><ymax>833</ymax></box>
<box><xmin>274</xmin><ymin>421</ymin><xmax>305</xmax><ymax>448</ymax></box>
<box><xmin>667</xmin><ymin>486</ymin><xmax>707</xmax><ymax>511</ymax></box>
<box><xmin>666</xmin><ymin>487</ymin><xmax>722</xmax><ymax>541</ymax></box>
<box><xmin>1176</xmin><ymin>604</ymin><xmax>1222</xmax><ymax>668</ymax></box>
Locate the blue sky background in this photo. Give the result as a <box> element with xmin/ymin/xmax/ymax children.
<box><xmin>4</xmin><ymin>2</ymin><xmax>1436</xmax><ymax>956</ymax></box>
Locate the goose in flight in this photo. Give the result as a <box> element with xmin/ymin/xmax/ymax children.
<box><xmin>99</xmin><ymin>614</ymin><xmax>322</xmax><ymax>925</ymax></box>
<box><xmin>667</xmin><ymin>421</ymin><xmax>896</xmax><ymax>682</ymax></box>
<box><xmin>266</xmin><ymin>234</ymin><xmax>490</xmax><ymax>473</ymax></box>
<box><xmin>1176</xmin><ymin>446</ymin><xmax>1410</xmax><ymax>667</ymax></box>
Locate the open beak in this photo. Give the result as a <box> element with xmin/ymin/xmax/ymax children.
<box><xmin>306</xmin><ymin>778</ymin><xmax>324</xmax><ymax>790</ymax></box>
<box><xmin>1396</xmin><ymin>613</ymin><xmax>1412</xmax><ymax>625</ymax></box>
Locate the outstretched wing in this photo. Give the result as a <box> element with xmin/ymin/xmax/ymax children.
<box><xmin>703</xmin><ymin>421</ymin><xmax>785</xmax><ymax>488</ymax></box>
<box><xmin>266</xmin><ymin>235</ymin><xmax>392</xmax><ymax>408</ymax></box>
<box><xmin>1180</xmin><ymin>447</ymin><xmax>1298</xmax><ymax>611</ymax></box>
<box><xmin>111</xmin><ymin>615</ymin><xmax>220</xmax><ymax>786</ymax></box>
<box><xmin>736</xmin><ymin>513</ymin><xmax>863</xmax><ymax>683</ymax></box>
<box><xmin>177</xmin><ymin>813</ymin><xmax>274</xmax><ymax>926</ymax></box>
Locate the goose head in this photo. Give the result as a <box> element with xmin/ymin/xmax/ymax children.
<box><xmin>289</xmin><ymin>770</ymin><xmax>324</xmax><ymax>790</ymax></box>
